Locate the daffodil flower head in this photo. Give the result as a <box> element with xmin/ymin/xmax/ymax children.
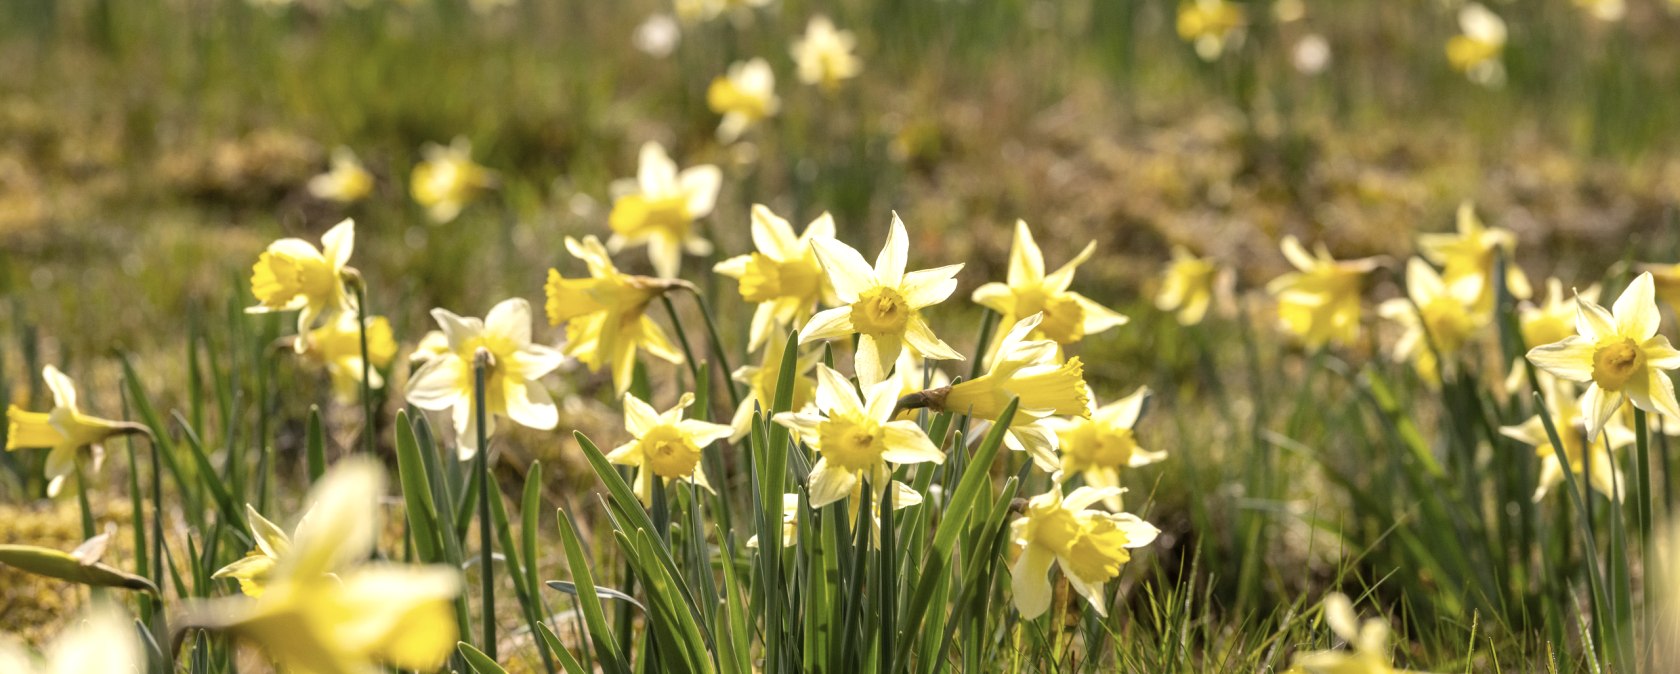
<box><xmin>773</xmin><ymin>365</ymin><xmax>945</xmax><ymax>508</ymax></box>
<box><xmin>1051</xmin><ymin>386</ymin><xmax>1162</xmax><ymax>510</ymax></box>
<box><xmin>1520</xmin><ymin>279</ymin><xmax>1600</xmax><ymax>352</ymax></box>
<box><xmin>246</xmin><ymin>218</ymin><xmax>356</xmax><ymax>340</ymax></box>
<box><xmin>411</xmin><ymin>137</ymin><xmax>496</xmax><ymax>224</ymax></box>
<box><xmin>545</xmin><ymin>235</ymin><xmax>686</xmax><ymax>393</ymax></box>
<box><xmin>307</xmin><ymin>146</ymin><xmax>374</xmax><ymax>203</ymax></box>
<box><xmin>1417</xmin><ymin>202</ymin><xmax>1529</xmax><ymax>315</ymax></box>
<box><xmin>728</xmin><ymin>341</ymin><xmax>819</xmax><ymax>442</ymax></box>
<box><xmin>1526</xmin><ymin>272</ymin><xmax>1680</xmax><ymax>443</ymax></box>
<box><xmin>608</xmin><ymin>141</ymin><xmax>721</xmax><ymax>279</ymax></box>
<box><xmin>1266</xmin><ymin>235</ymin><xmax>1380</xmax><ymax>350</ymax></box>
<box><xmin>6</xmin><ymin>365</ymin><xmax>145</xmax><ymax>497</ymax></box>
<box><xmin>714</xmin><ymin>205</ymin><xmax>836</xmax><ymax>351</ymax></box>
<box><xmin>708</xmin><ymin>58</ymin><xmax>779</xmax><ymax>143</ymax></box>
<box><xmin>0</xmin><ymin>606</ymin><xmax>144</xmax><ymax>673</ymax></box>
<box><xmin>1010</xmin><ymin>484</ymin><xmax>1158</xmax><ymax>619</ymax></box>
<box><xmin>1377</xmin><ymin>258</ymin><xmax>1487</xmax><ymax>385</ymax></box>
<box><xmin>1447</xmin><ymin>4</ymin><xmax>1507</xmax><ymax>87</ymax></box>
<box><xmin>212</xmin><ymin>504</ymin><xmax>295</xmax><ymax>598</ymax></box>
<box><xmin>1155</xmin><ymin>245</ymin><xmax>1219</xmax><ymax>326</ymax></box>
<box><xmin>1290</xmin><ymin>593</ymin><xmax>1436</xmax><ymax>674</ymax></box>
<box><xmin>972</xmin><ymin>220</ymin><xmax>1127</xmax><ymax>354</ymax></box>
<box><xmin>300</xmin><ymin>312</ymin><xmax>397</xmax><ymax>403</ymax></box>
<box><xmin>606</xmin><ymin>392</ymin><xmax>733</xmax><ymax>505</ymax></box>
<box><xmin>405</xmin><ymin>298</ymin><xmax>566</xmax><ymax>459</ymax></box>
<box><xmin>1501</xmin><ymin>380</ymin><xmax>1635</xmax><ymax>502</ymax></box>
<box><xmin>1176</xmin><ymin>0</ymin><xmax>1246</xmax><ymax>61</ymax></box>
<box><xmin>801</xmin><ymin>213</ymin><xmax>964</xmax><ymax>386</ymax></box>
<box><xmin>791</xmin><ymin>16</ymin><xmax>861</xmax><ymax>93</ymax></box>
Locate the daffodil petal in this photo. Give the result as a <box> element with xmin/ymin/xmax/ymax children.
<box><xmin>1613</xmin><ymin>272</ymin><xmax>1660</xmax><ymax>340</ymax></box>
<box><xmin>1525</xmin><ymin>336</ymin><xmax>1595</xmax><ymax>383</ymax></box>
<box><xmin>1009</xmin><ymin>544</ymin><xmax>1056</xmax><ymax>619</ymax></box>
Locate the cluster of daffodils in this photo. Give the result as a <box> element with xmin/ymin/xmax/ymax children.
<box><xmin>302</xmin><ymin>137</ymin><xmax>498</xmax><ymax>224</ymax></box>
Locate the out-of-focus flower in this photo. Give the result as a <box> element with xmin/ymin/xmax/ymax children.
<box><xmin>213</xmin><ymin>505</ymin><xmax>295</xmax><ymax>598</ymax></box>
<box><xmin>1266</xmin><ymin>236</ymin><xmax>1380</xmax><ymax>350</ymax></box>
<box><xmin>632</xmin><ymin>14</ymin><xmax>681</xmax><ymax>57</ymax></box>
<box><xmin>1274</xmin><ymin>0</ymin><xmax>1306</xmax><ymax>22</ymax></box>
<box><xmin>801</xmin><ymin>213</ymin><xmax>964</xmax><ymax>386</ymax></box>
<box><xmin>708</xmin><ymin>58</ymin><xmax>779</xmax><ymax>143</ymax></box>
<box><xmin>1010</xmin><ymin>485</ymin><xmax>1158</xmax><ymax>619</ymax></box>
<box><xmin>1447</xmin><ymin>4</ymin><xmax>1506</xmax><ymax>87</ymax></box>
<box><xmin>728</xmin><ymin>341</ymin><xmax>818</xmax><ymax>441</ymax></box>
<box><xmin>1287</xmin><ymin>593</ymin><xmax>1437</xmax><ymax>674</ymax></box>
<box><xmin>773</xmin><ymin>365</ymin><xmax>944</xmax><ymax>508</ymax></box>
<box><xmin>1050</xmin><ymin>387</ymin><xmax>1162</xmax><ymax>510</ymax></box>
<box><xmin>1575</xmin><ymin>0</ymin><xmax>1626</xmax><ymax>21</ymax></box>
<box><xmin>1378</xmin><ymin>258</ymin><xmax>1486</xmax><ymax>385</ymax></box>
<box><xmin>1155</xmin><ymin>245</ymin><xmax>1219</xmax><ymax>326</ymax></box>
<box><xmin>411</xmin><ymin>137</ymin><xmax>496</xmax><ymax>224</ymax></box>
<box><xmin>791</xmin><ymin>16</ymin><xmax>861</xmax><ymax>92</ymax></box>
<box><xmin>1637</xmin><ymin>262</ymin><xmax>1680</xmax><ymax>311</ymax></box>
<box><xmin>6</xmin><ymin>365</ymin><xmax>145</xmax><ymax>497</ymax></box>
<box><xmin>714</xmin><ymin>205</ymin><xmax>835</xmax><ymax>351</ymax></box>
<box><xmin>972</xmin><ymin>220</ymin><xmax>1127</xmax><ymax>356</ymax></box>
<box><xmin>410</xmin><ymin>330</ymin><xmax>451</xmax><ymax>365</ymax></box>
<box><xmin>545</xmin><ymin>235</ymin><xmax>685</xmax><ymax>394</ymax></box>
<box><xmin>1520</xmin><ymin>279</ymin><xmax>1601</xmax><ymax>351</ymax></box>
<box><xmin>0</xmin><ymin>606</ymin><xmax>143</xmax><ymax>673</ymax></box>
<box><xmin>307</xmin><ymin>147</ymin><xmax>374</xmax><ymax>204</ymax></box>
<box><xmin>607</xmin><ymin>393</ymin><xmax>732</xmax><ymax>505</ymax></box>
<box><xmin>246</xmin><ymin>218</ymin><xmax>356</xmax><ymax>339</ymax></box>
<box><xmin>299</xmin><ymin>312</ymin><xmax>398</xmax><ymax>403</ymax></box>
<box><xmin>608</xmin><ymin>142</ymin><xmax>721</xmax><ymax>279</ymax></box>
<box><xmin>1527</xmin><ymin>273</ymin><xmax>1680</xmax><ymax>442</ymax></box>
<box><xmin>1292</xmin><ymin>34</ymin><xmax>1332</xmax><ymax>75</ymax></box>
<box><xmin>1417</xmin><ymin>202</ymin><xmax>1529</xmax><ymax>315</ymax></box>
<box><xmin>1176</xmin><ymin>0</ymin><xmax>1245</xmax><ymax>61</ymax></box>
<box><xmin>1502</xmin><ymin>381</ymin><xmax>1634</xmax><ymax>502</ymax></box>
<box><xmin>405</xmin><ymin>298</ymin><xmax>565</xmax><ymax>459</ymax></box>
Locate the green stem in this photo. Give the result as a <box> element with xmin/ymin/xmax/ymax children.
<box><xmin>473</xmin><ymin>351</ymin><xmax>496</xmax><ymax>660</ymax></box>
<box><xmin>682</xmin><ymin>288</ymin><xmax>743</xmax><ymax>409</ymax></box>
<box><xmin>355</xmin><ymin>283</ymin><xmax>375</xmax><ymax>456</ymax></box>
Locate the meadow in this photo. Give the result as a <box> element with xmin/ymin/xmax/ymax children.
<box><xmin>4</xmin><ymin>0</ymin><xmax>1680</xmax><ymax>672</ymax></box>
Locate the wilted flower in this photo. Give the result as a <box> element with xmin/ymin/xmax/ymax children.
<box><xmin>545</xmin><ymin>235</ymin><xmax>685</xmax><ymax>393</ymax></box>
<box><xmin>1154</xmin><ymin>245</ymin><xmax>1219</xmax><ymax>326</ymax></box>
<box><xmin>405</xmin><ymin>298</ymin><xmax>566</xmax><ymax>459</ymax></box>
<box><xmin>246</xmin><ymin>218</ymin><xmax>356</xmax><ymax>339</ymax></box>
<box><xmin>971</xmin><ymin>220</ymin><xmax>1127</xmax><ymax>354</ymax></box>
<box><xmin>1502</xmin><ymin>381</ymin><xmax>1634</xmax><ymax>502</ymax></box>
<box><xmin>607</xmin><ymin>392</ymin><xmax>732</xmax><ymax>504</ymax></box>
<box><xmin>728</xmin><ymin>341</ymin><xmax>819</xmax><ymax>441</ymax></box>
<box><xmin>307</xmin><ymin>147</ymin><xmax>374</xmax><ymax>203</ymax></box>
<box><xmin>0</xmin><ymin>606</ymin><xmax>143</xmax><ymax>673</ymax></box>
<box><xmin>791</xmin><ymin>16</ymin><xmax>861</xmax><ymax>92</ymax></box>
<box><xmin>299</xmin><ymin>312</ymin><xmax>398</xmax><ymax>402</ymax></box>
<box><xmin>1176</xmin><ymin>0</ymin><xmax>1245</xmax><ymax>61</ymax></box>
<box><xmin>1446</xmin><ymin>4</ymin><xmax>1506</xmax><ymax>87</ymax></box>
<box><xmin>714</xmin><ymin>205</ymin><xmax>835</xmax><ymax>351</ymax></box>
<box><xmin>1417</xmin><ymin>202</ymin><xmax>1529</xmax><ymax>315</ymax></box>
<box><xmin>773</xmin><ymin>365</ymin><xmax>944</xmax><ymax>508</ymax></box>
<box><xmin>1266</xmin><ymin>236</ymin><xmax>1380</xmax><ymax>350</ymax></box>
<box><xmin>6</xmin><ymin>365</ymin><xmax>146</xmax><ymax>497</ymax></box>
<box><xmin>708</xmin><ymin>58</ymin><xmax>779</xmax><ymax>143</ymax></box>
<box><xmin>1288</xmin><ymin>593</ymin><xmax>1437</xmax><ymax>674</ymax></box>
<box><xmin>1377</xmin><ymin>258</ymin><xmax>1486</xmax><ymax>385</ymax></box>
<box><xmin>1050</xmin><ymin>387</ymin><xmax>1162</xmax><ymax>510</ymax></box>
<box><xmin>1010</xmin><ymin>485</ymin><xmax>1158</xmax><ymax>619</ymax></box>
<box><xmin>411</xmin><ymin>137</ymin><xmax>496</xmax><ymax>224</ymax></box>
<box><xmin>608</xmin><ymin>141</ymin><xmax>721</xmax><ymax>279</ymax></box>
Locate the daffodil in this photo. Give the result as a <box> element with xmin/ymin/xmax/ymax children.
<box><xmin>411</xmin><ymin>137</ymin><xmax>496</xmax><ymax>224</ymax></box>
<box><xmin>545</xmin><ymin>235</ymin><xmax>685</xmax><ymax>393</ymax></box>
<box><xmin>246</xmin><ymin>218</ymin><xmax>356</xmax><ymax>339</ymax></box>
<box><xmin>1417</xmin><ymin>202</ymin><xmax>1529</xmax><ymax>315</ymax></box>
<box><xmin>6</xmin><ymin>365</ymin><xmax>145</xmax><ymax>497</ymax></box>
<box><xmin>188</xmin><ymin>459</ymin><xmax>461</xmax><ymax>674</ymax></box>
<box><xmin>1447</xmin><ymin>4</ymin><xmax>1506</xmax><ymax>87</ymax></box>
<box><xmin>791</xmin><ymin>16</ymin><xmax>861</xmax><ymax>93</ymax></box>
<box><xmin>307</xmin><ymin>147</ymin><xmax>374</xmax><ymax>203</ymax></box>
<box><xmin>1526</xmin><ymin>272</ymin><xmax>1680</xmax><ymax>442</ymax></box>
<box><xmin>1155</xmin><ymin>245</ymin><xmax>1219</xmax><ymax>326</ymax></box>
<box><xmin>1049</xmin><ymin>387</ymin><xmax>1162</xmax><ymax>510</ymax></box>
<box><xmin>212</xmin><ymin>504</ymin><xmax>295</xmax><ymax>598</ymax></box>
<box><xmin>1520</xmin><ymin>279</ymin><xmax>1601</xmax><ymax>351</ymax></box>
<box><xmin>801</xmin><ymin>213</ymin><xmax>964</xmax><ymax>386</ymax></box>
<box><xmin>405</xmin><ymin>298</ymin><xmax>566</xmax><ymax>459</ymax></box>
<box><xmin>411</xmin><ymin>330</ymin><xmax>451</xmax><ymax>365</ymax></box>
<box><xmin>1377</xmin><ymin>258</ymin><xmax>1486</xmax><ymax>385</ymax></box>
<box><xmin>1501</xmin><ymin>381</ymin><xmax>1634</xmax><ymax>502</ymax></box>
<box><xmin>1176</xmin><ymin>0</ymin><xmax>1246</xmax><ymax>61</ymax></box>
<box><xmin>1637</xmin><ymin>262</ymin><xmax>1680</xmax><ymax>311</ymax></box>
<box><xmin>727</xmin><ymin>341</ymin><xmax>818</xmax><ymax>442</ymax></box>
<box><xmin>1010</xmin><ymin>484</ymin><xmax>1158</xmax><ymax>619</ymax></box>
<box><xmin>972</xmin><ymin>221</ymin><xmax>1127</xmax><ymax>356</ymax></box>
<box><xmin>299</xmin><ymin>312</ymin><xmax>397</xmax><ymax>403</ymax></box>
<box><xmin>773</xmin><ymin>365</ymin><xmax>944</xmax><ymax>507</ymax></box>
<box><xmin>608</xmin><ymin>141</ymin><xmax>721</xmax><ymax>279</ymax></box>
<box><xmin>1266</xmin><ymin>235</ymin><xmax>1380</xmax><ymax>350</ymax></box>
<box><xmin>0</xmin><ymin>606</ymin><xmax>143</xmax><ymax>673</ymax></box>
<box><xmin>1288</xmin><ymin>593</ymin><xmax>1436</xmax><ymax>674</ymax></box>
<box><xmin>606</xmin><ymin>392</ymin><xmax>733</xmax><ymax>505</ymax></box>
<box><xmin>714</xmin><ymin>205</ymin><xmax>836</xmax><ymax>351</ymax></box>
<box><xmin>1575</xmin><ymin>0</ymin><xmax>1626</xmax><ymax>22</ymax></box>
<box><xmin>708</xmin><ymin>58</ymin><xmax>779</xmax><ymax>143</ymax></box>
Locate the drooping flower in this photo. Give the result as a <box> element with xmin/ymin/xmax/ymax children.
<box><xmin>1377</xmin><ymin>258</ymin><xmax>1486</xmax><ymax>385</ymax></box>
<box><xmin>1526</xmin><ymin>272</ymin><xmax>1680</xmax><ymax>442</ymax></box>
<box><xmin>1155</xmin><ymin>245</ymin><xmax>1219</xmax><ymax>326</ymax></box>
<box><xmin>1266</xmin><ymin>236</ymin><xmax>1380</xmax><ymax>350</ymax></box>
<box><xmin>1446</xmin><ymin>4</ymin><xmax>1507</xmax><ymax>87</ymax></box>
<box><xmin>246</xmin><ymin>218</ymin><xmax>356</xmax><ymax>339</ymax></box>
<box><xmin>608</xmin><ymin>141</ymin><xmax>721</xmax><ymax>279</ymax></box>
<box><xmin>405</xmin><ymin>298</ymin><xmax>566</xmax><ymax>459</ymax></box>
<box><xmin>1417</xmin><ymin>202</ymin><xmax>1529</xmax><ymax>315</ymax></box>
<box><xmin>6</xmin><ymin>365</ymin><xmax>145</xmax><ymax>497</ymax></box>
<box><xmin>299</xmin><ymin>312</ymin><xmax>398</xmax><ymax>403</ymax></box>
<box><xmin>727</xmin><ymin>341</ymin><xmax>819</xmax><ymax>442</ymax></box>
<box><xmin>1010</xmin><ymin>485</ymin><xmax>1158</xmax><ymax>619</ymax></box>
<box><xmin>545</xmin><ymin>235</ymin><xmax>685</xmax><ymax>393</ymax></box>
<box><xmin>773</xmin><ymin>365</ymin><xmax>944</xmax><ymax>508</ymax></box>
<box><xmin>1176</xmin><ymin>0</ymin><xmax>1246</xmax><ymax>61</ymax></box>
<box><xmin>307</xmin><ymin>147</ymin><xmax>374</xmax><ymax>204</ymax></box>
<box><xmin>1287</xmin><ymin>593</ymin><xmax>1437</xmax><ymax>674</ymax></box>
<box><xmin>714</xmin><ymin>205</ymin><xmax>835</xmax><ymax>351</ymax></box>
<box><xmin>0</xmin><ymin>606</ymin><xmax>143</xmax><ymax>673</ymax></box>
<box><xmin>410</xmin><ymin>137</ymin><xmax>496</xmax><ymax>224</ymax></box>
<box><xmin>971</xmin><ymin>220</ymin><xmax>1127</xmax><ymax>355</ymax></box>
<box><xmin>606</xmin><ymin>392</ymin><xmax>733</xmax><ymax>505</ymax></box>
<box><xmin>1050</xmin><ymin>387</ymin><xmax>1162</xmax><ymax>510</ymax></box>
<box><xmin>707</xmin><ymin>58</ymin><xmax>779</xmax><ymax>143</ymax></box>
<box><xmin>801</xmin><ymin>213</ymin><xmax>964</xmax><ymax>386</ymax></box>
<box><xmin>213</xmin><ymin>504</ymin><xmax>296</xmax><ymax>598</ymax></box>
<box><xmin>791</xmin><ymin>16</ymin><xmax>861</xmax><ymax>93</ymax></box>
<box><xmin>1501</xmin><ymin>381</ymin><xmax>1635</xmax><ymax>502</ymax></box>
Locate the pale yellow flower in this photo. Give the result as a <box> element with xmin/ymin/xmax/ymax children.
<box><xmin>801</xmin><ymin>213</ymin><xmax>964</xmax><ymax>386</ymax></box>
<box><xmin>1010</xmin><ymin>485</ymin><xmax>1158</xmax><ymax>619</ymax></box>
<box><xmin>1155</xmin><ymin>245</ymin><xmax>1218</xmax><ymax>326</ymax></box>
<box><xmin>971</xmin><ymin>220</ymin><xmax>1127</xmax><ymax>354</ymax></box>
<box><xmin>6</xmin><ymin>365</ymin><xmax>144</xmax><ymax>497</ymax></box>
<box><xmin>773</xmin><ymin>365</ymin><xmax>944</xmax><ymax>508</ymax></box>
<box><xmin>1575</xmin><ymin>0</ymin><xmax>1626</xmax><ymax>21</ymax></box>
<box><xmin>246</xmin><ymin>218</ymin><xmax>356</xmax><ymax>339</ymax></box>
<box><xmin>1266</xmin><ymin>236</ymin><xmax>1380</xmax><ymax>350</ymax></box>
<box><xmin>1446</xmin><ymin>4</ymin><xmax>1506</xmax><ymax>87</ymax></box>
<box><xmin>212</xmin><ymin>504</ymin><xmax>295</xmax><ymax>598</ymax></box>
<box><xmin>1289</xmin><ymin>593</ymin><xmax>1436</xmax><ymax>674</ymax></box>
<box><xmin>1050</xmin><ymin>387</ymin><xmax>1162</xmax><ymax>510</ymax></box>
<box><xmin>1417</xmin><ymin>202</ymin><xmax>1530</xmax><ymax>315</ymax></box>
<box><xmin>405</xmin><ymin>298</ymin><xmax>566</xmax><ymax>459</ymax></box>
<box><xmin>1377</xmin><ymin>258</ymin><xmax>1486</xmax><ymax>385</ymax></box>
<box><xmin>714</xmin><ymin>205</ymin><xmax>836</xmax><ymax>351</ymax></box>
<box><xmin>0</xmin><ymin>606</ymin><xmax>143</xmax><ymax>673</ymax></box>
<box><xmin>545</xmin><ymin>235</ymin><xmax>685</xmax><ymax>394</ymax></box>
<box><xmin>606</xmin><ymin>392</ymin><xmax>733</xmax><ymax>505</ymax></box>
<box><xmin>1526</xmin><ymin>273</ymin><xmax>1680</xmax><ymax>442</ymax></box>
<box><xmin>933</xmin><ymin>313</ymin><xmax>1089</xmax><ymax>470</ymax></box>
<box><xmin>1520</xmin><ymin>279</ymin><xmax>1601</xmax><ymax>351</ymax></box>
<box><xmin>791</xmin><ymin>16</ymin><xmax>861</xmax><ymax>92</ymax></box>
<box><xmin>1637</xmin><ymin>262</ymin><xmax>1680</xmax><ymax>311</ymax></box>
<box><xmin>410</xmin><ymin>330</ymin><xmax>451</xmax><ymax>365</ymax></box>
<box><xmin>1501</xmin><ymin>381</ymin><xmax>1634</xmax><ymax>502</ymax></box>
<box><xmin>410</xmin><ymin>137</ymin><xmax>496</xmax><ymax>224</ymax></box>
<box><xmin>727</xmin><ymin>341</ymin><xmax>818</xmax><ymax>442</ymax></box>
<box><xmin>307</xmin><ymin>147</ymin><xmax>374</xmax><ymax>204</ymax></box>
<box><xmin>300</xmin><ymin>312</ymin><xmax>398</xmax><ymax>403</ymax></box>
<box><xmin>1176</xmin><ymin>0</ymin><xmax>1245</xmax><ymax>61</ymax></box>
<box><xmin>707</xmin><ymin>58</ymin><xmax>779</xmax><ymax>143</ymax></box>
<box><xmin>608</xmin><ymin>141</ymin><xmax>721</xmax><ymax>279</ymax></box>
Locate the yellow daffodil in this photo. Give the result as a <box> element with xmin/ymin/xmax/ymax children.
<box><xmin>545</xmin><ymin>235</ymin><xmax>685</xmax><ymax>393</ymax></box>
<box><xmin>7</xmin><ymin>365</ymin><xmax>145</xmax><ymax>497</ymax></box>
<box><xmin>728</xmin><ymin>341</ymin><xmax>819</xmax><ymax>442</ymax></box>
<box><xmin>1447</xmin><ymin>4</ymin><xmax>1506</xmax><ymax>87</ymax></box>
<box><xmin>791</xmin><ymin>16</ymin><xmax>861</xmax><ymax>93</ymax></box>
<box><xmin>0</xmin><ymin>606</ymin><xmax>143</xmax><ymax>673</ymax></box>
<box><xmin>972</xmin><ymin>221</ymin><xmax>1127</xmax><ymax>356</ymax></box>
<box><xmin>1010</xmin><ymin>484</ymin><xmax>1158</xmax><ymax>619</ymax></box>
<box><xmin>773</xmin><ymin>365</ymin><xmax>944</xmax><ymax>507</ymax></box>
<box><xmin>188</xmin><ymin>458</ymin><xmax>461</xmax><ymax>674</ymax></box>
<box><xmin>307</xmin><ymin>147</ymin><xmax>374</xmax><ymax>203</ymax></box>
<box><xmin>1176</xmin><ymin>0</ymin><xmax>1245</xmax><ymax>61</ymax></box>
<box><xmin>299</xmin><ymin>312</ymin><xmax>398</xmax><ymax>403</ymax></box>
<box><xmin>714</xmin><ymin>205</ymin><xmax>836</xmax><ymax>351</ymax></box>
<box><xmin>801</xmin><ymin>213</ymin><xmax>964</xmax><ymax>386</ymax></box>
<box><xmin>1288</xmin><ymin>593</ymin><xmax>1436</xmax><ymax>674</ymax></box>
<box><xmin>606</xmin><ymin>392</ymin><xmax>733</xmax><ymax>505</ymax></box>
<box><xmin>1526</xmin><ymin>272</ymin><xmax>1680</xmax><ymax>441</ymax></box>
<box><xmin>1502</xmin><ymin>381</ymin><xmax>1634</xmax><ymax>502</ymax></box>
<box><xmin>1049</xmin><ymin>386</ymin><xmax>1162</xmax><ymax>510</ymax></box>
<box><xmin>1266</xmin><ymin>235</ymin><xmax>1380</xmax><ymax>350</ymax></box>
<box><xmin>246</xmin><ymin>218</ymin><xmax>356</xmax><ymax>339</ymax></box>
<box><xmin>405</xmin><ymin>298</ymin><xmax>566</xmax><ymax>459</ymax></box>
<box><xmin>1520</xmin><ymin>279</ymin><xmax>1601</xmax><ymax>351</ymax></box>
<box><xmin>708</xmin><ymin>58</ymin><xmax>779</xmax><ymax>143</ymax></box>
<box><xmin>608</xmin><ymin>141</ymin><xmax>721</xmax><ymax>279</ymax></box>
<box><xmin>1575</xmin><ymin>0</ymin><xmax>1626</xmax><ymax>21</ymax></box>
<box><xmin>1417</xmin><ymin>202</ymin><xmax>1530</xmax><ymax>315</ymax></box>
<box><xmin>746</xmin><ymin>493</ymin><xmax>800</xmax><ymax>550</ymax></box>
<box><xmin>411</xmin><ymin>137</ymin><xmax>496</xmax><ymax>224</ymax></box>
<box><xmin>212</xmin><ymin>504</ymin><xmax>295</xmax><ymax>598</ymax></box>
<box><xmin>1377</xmin><ymin>258</ymin><xmax>1486</xmax><ymax>385</ymax></box>
<box><xmin>1155</xmin><ymin>245</ymin><xmax>1219</xmax><ymax>326</ymax></box>
<box><xmin>1637</xmin><ymin>262</ymin><xmax>1680</xmax><ymax>311</ymax></box>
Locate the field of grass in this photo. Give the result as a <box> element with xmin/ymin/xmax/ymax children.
<box><xmin>5</xmin><ymin>0</ymin><xmax>1680</xmax><ymax>672</ymax></box>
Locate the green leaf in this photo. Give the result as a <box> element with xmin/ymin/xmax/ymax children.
<box><xmin>0</xmin><ymin>542</ymin><xmax>158</xmax><ymax>593</ymax></box>
<box><xmin>458</xmin><ymin>641</ymin><xmax>510</xmax><ymax>674</ymax></box>
<box><xmin>555</xmin><ymin>508</ymin><xmax>630</xmax><ymax>674</ymax></box>
<box><xmin>394</xmin><ymin>410</ymin><xmax>442</xmax><ymax>564</ymax></box>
